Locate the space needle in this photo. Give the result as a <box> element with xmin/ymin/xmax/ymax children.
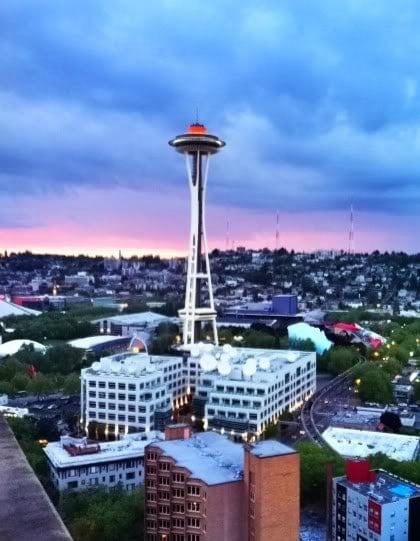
<box><xmin>169</xmin><ymin>123</ymin><xmax>225</xmax><ymax>347</ymax></box>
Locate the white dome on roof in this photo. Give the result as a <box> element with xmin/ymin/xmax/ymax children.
<box><xmin>0</xmin><ymin>339</ymin><xmax>46</xmax><ymax>359</ymax></box>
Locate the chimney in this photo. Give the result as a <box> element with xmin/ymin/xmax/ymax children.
<box><xmin>164</xmin><ymin>423</ymin><xmax>192</xmax><ymax>441</ymax></box>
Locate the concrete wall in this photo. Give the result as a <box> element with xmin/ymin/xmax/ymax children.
<box><xmin>0</xmin><ymin>416</ymin><xmax>72</xmax><ymax>541</ymax></box>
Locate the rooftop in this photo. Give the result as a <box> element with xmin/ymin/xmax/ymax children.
<box><xmin>92</xmin><ymin>311</ymin><xmax>169</xmax><ymax>326</ymax></box>
<box><xmin>82</xmin><ymin>352</ymin><xmax>180</xmax><ymax>379</ymax></box>
<box><xmin>0</xmin><ymin>299</ymin><xmax>41</xmax><ymax>318</ymax></box>
<box><xmin>323</xmin><ymin>426</ymin><xmax>420</xmax><ymax>462</ymax></box>
<box><xmin>338</xmin><ymin>470</ymin><xmax>420</xmax><ymax>504</ymax></box>
<box><xmin>248</xmin><ymin>440</ymin><xmax>296</xmax><ymax>459</ymax></box>
<box><xmin>45</xmin><ymin>431</ymin><xmax>164</xmax><ymax>468</ymax></box>
<box><xmin>68</xmin><ymin>334</ymin><xmax>129</xmax><ymax>350</ymax></box>
<box><xmin>149</xmin><ymin>432</ymin><xmax>244</xmax><ymax>485</ymax></box>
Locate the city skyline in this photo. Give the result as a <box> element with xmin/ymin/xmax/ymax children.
<box><xmin>1</xmin><ymin>1</ymin><xmax>420</xmax><ymax>255</ymax></box>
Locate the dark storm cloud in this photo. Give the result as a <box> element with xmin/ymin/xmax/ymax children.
<box><xmin>1</xmin><ymin>0</ymin><xmax>420</xmax><ymax>216</ymax></box>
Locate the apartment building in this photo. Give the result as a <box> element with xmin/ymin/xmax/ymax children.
<box><xmin>44</xmin><ymin>431</ymin><xmax>163</xmax><ymax>492</ymax></box>
<box><xmin>144</xmin><ymin>425</ymin><xmax>300</xmax><ymax>541</ymax></box>
<box><xmin>332</xmin><ymin>459</ymin><xmax>420</xmax><ymax>541</ymax></box>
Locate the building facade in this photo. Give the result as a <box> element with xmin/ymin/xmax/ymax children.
<box><xmin>332</xmin><ymin>459</ymin><xmax>420</xmax><ymax>541</ymax></box>
<box><xmin>81</xmin><ymin>346</ymin><xmax>316</xmax><ymax>440</ymax></box>
<box><xmin>81</xmin><ymin>353</ymin><xmax>187</xmax><ymax>437</ymax></box>
<box><xmin>194</xmin><ymin>348</ymin><xmax>316</xmax><ymax>437</ymax></box>
<box><xmin>44</xmin><ymin>432</ymin><xmax>163</xmax><ymax>492</ymax></box>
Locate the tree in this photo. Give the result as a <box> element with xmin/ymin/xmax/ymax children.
<box><xmin>27</xmin><ymin>373</ymin><xmax>54</xmax><ymax>397</ymax></box>
<box><xmin>326</xmin><ymin>347</ymin><xmax>359</xmax><ymax>375</ymax></box>
<box><xmin>358</xmin><ymin>366</ymin><xmax>393</xmax><ymax>404</ymax></box>
<box><xmin>63</xmin><ymin>373</ymin><xmax>81</xmax><ymax>395</ymax></box>
<box><xmin>0</xmin><ymin>381</ymin><xmax>14</xmax><ymax>396</ymax></box>
<box><xmin>60</xmin><ymin>487</ymin><xmax>145</xmax><ymax>541</ymax></box>
<box><xmin>297</xmin><ymin>442</ymin><xmax>344</xmax><ymax>503</ymax></box>
<box><xmin>11</xmin><ymin>373</ymin><xmax>30</xmax><ymax>392</ymax></box>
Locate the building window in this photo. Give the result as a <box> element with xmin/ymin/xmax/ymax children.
<box><xmin>159</xmin><ymin>505</ymin><xmax>170</xmax><ymax>515</ymax></box>
<box><xmin>126</xmin><ymin>472</ymin><xmax>135</xmax><ymax>480</ymax></box>
<box><xmin>159</xmin><ymin>476</ymin><xmax>169</xmax><ymax>486</ymax></box>
<box><xmin>159</xmin><ymin>462</ymin><xmax>170</xmax><ymax>471</ymax></box>
<box><xmin>173</xmin><ymin>488</ymin><xmax>184</xmax><ymax>498</ymax></box>
<box><xmin>158</xmin><ymin>491</ymin><xmax>170</xmax><ymax>501</ymax></box>
<box><xmin>187</xmin><ymin>517</ymin><xmax>200</xmax><ymax>528</ymax></box>
<box><xmin>187</xmin><ymin>485</ymin><xmax>200</xmax><ymax>496</ymax></box>
<box><xmin>172</xmin><ymin>518</ymin><xmax>185</xmax><ymax>528</ymax></box>
<box><xmin>173</xmin><ymin>473</ymin><xmax>185</xmax><ymax>483</ymax></box>
<box><xmin>187</xmin><ymin>501</ymin><xmax>200</xmax><ymax>513</ymax></box>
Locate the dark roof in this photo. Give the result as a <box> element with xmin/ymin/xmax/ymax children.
<box><xmin>0</xmin><ymin>416</ymin><xmax>72</xmax><ymax>541</ymax></box>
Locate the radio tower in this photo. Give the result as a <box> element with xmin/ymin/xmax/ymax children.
<box><xmin>169</xmin><ymin>123</ymin><xmax>225</xmax><ymax>346</ymax></box>
<box><xmin>226</xmin><ymin>220</ymin><xmax>230</xmax><ymax>251</ymax></box>
<box><xmin>348</xmin><ymin>204</ymin><xmax>355</xmax><ymax>255</ymax></box>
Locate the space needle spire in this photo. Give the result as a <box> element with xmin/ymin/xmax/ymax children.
<box><xmin>169</xmin><ymin>123</ymin><xmax>225</xmax><ymax>347</ymax></box>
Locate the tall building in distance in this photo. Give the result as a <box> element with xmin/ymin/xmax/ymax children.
<box><xmin>169</xmin><ymin>123</ymin><xmax>225</xmax><ymax>347</ymax></box>
<box><xmin>332</xmin><ymin>458</ymin><xmax>420</xmax><ymax>541</ymax></box>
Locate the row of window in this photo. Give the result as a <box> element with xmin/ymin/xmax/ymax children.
<box><xmin>88</xmin><ymin>390</ymin><xmax>166</xmax><ymax>400</ymax></box>
<box><xmin>146</xmin><ymin>533</ymin><xmax>200</xmax><ymax>541</ymax></box>
<box><xmin>146</xmin><ymin>517</ymin><xmax>201</xmax><ymax>529</ymax></box>
<box><xmin>88</xmin><ymin>380</ymin><xmax>161</xmax><ymax>390</ymax></box>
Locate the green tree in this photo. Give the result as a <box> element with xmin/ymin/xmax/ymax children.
<box><xmin>11</xmin><ymin>373</ymin><xmax>30</xmax><ymax>392</ymax></box>
<box><xmin>60</xmin><ymin>487</ymin><xmax>145</xmax><ymax>541</ymax></box>
<box><xmin>0</xmin><ymin>381</ymin><xmax>14</xmax><ymax>395</ymax></box>
<box><xmin>358</xmin><ymin>366</ymin><xmax>393</xmax><ymax>404</ymax></box>
<box><xmin>326</xmin><ymin>347</ymin><xmax>359</xmax><ymax>375</ymax></box>
<box><xmin>63</xmin><ymin>373</ymin><xmax>81</xmax><ymax>395</ymax></box>
<box><xmin>27</xmin><ymin>373</ymin><xmax>54</xmax><ymax>397</ymax></box>
<box><xmin>297</xmin><ymin>442</ymin><xmax>344</xmax><ymax>503</ymax></box>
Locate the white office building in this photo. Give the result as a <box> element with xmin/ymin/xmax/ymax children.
<box><xmin>81</xmin><ymin>345</ymin><xmax>316</xmax><ymax>439</ymax></box>
<box><xmin>81</xmin><ymin>353</ymin><xmax>187</xmax><ymax>437</ymax></box>
<box><xmin>192</xmin><ymin>345</ymin><xmax>316</xmax><ymax>437</ymax></box>
<box><xmin>44</xmin><ymin>431</ymin><xmax>163</xmax><ymax>492</ymax></box>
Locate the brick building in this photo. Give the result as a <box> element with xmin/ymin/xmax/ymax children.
<box><xmin>332</xmin><ymin>459</ymin><xmax>420</xmax><ymax>541</ymax></box>
<box><xmin>144</xmin><ymin>425</ymin><xmax>300</xmax><ymax>541</ymax></box>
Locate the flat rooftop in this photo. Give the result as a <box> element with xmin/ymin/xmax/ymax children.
<box><xmin>248</xmin><ymin>440</ymin><xmax>296</xmax><ymax>459</ymax></box>
<box><xmin>92</xmin><ymin>311</ymin><xmax>169</xmax><ymax>325</ymax></box>
<box><xmin>338</xmin><ymin>470</ymin><xmax>420</xmax><ymax>504</ymax></box>
<box><xmin>149</xmin><ymin>432</ymin><xmax>244</xmax><ymax>485</ymax></box>
<box><xmin>45</xmin><ymin>431</ymin><xmax>164</xmax><ymax>468</ymax></box>
<box><xmin>323</xmin><ymin>426</ymin><xmax>420</xmax><ymax>462</ymax></box>
<box><xmin>0</xmin><ymin>415</ymin><xmax>72</xmax><ymax>541</ymax></box>
<box><xmin>68</xmin><ymin>335</ymin><xmax>129</xmax><ymax>350</ymax></box>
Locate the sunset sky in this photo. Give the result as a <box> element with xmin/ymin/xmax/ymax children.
<box><xmin>1</xmin><ymin>1</ymin><xmax>419</xmax><ymax>256</ymax></box>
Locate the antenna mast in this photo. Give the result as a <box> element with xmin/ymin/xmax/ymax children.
<box><xmin>348</xmin><ymin>204</ymin><xmax>355</xmax><ymax>255</ymax></box>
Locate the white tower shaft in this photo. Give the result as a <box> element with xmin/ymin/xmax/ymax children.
<box><xmin>181</xmin><ymin>151</ymin><xmax>218</xmax><ymax>346</ymax></box>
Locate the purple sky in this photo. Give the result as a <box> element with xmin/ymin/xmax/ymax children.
<box><xmin>1</xmin><ymin>1</ymin><xmax>419</xmax><ymax>255</ymax></box>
